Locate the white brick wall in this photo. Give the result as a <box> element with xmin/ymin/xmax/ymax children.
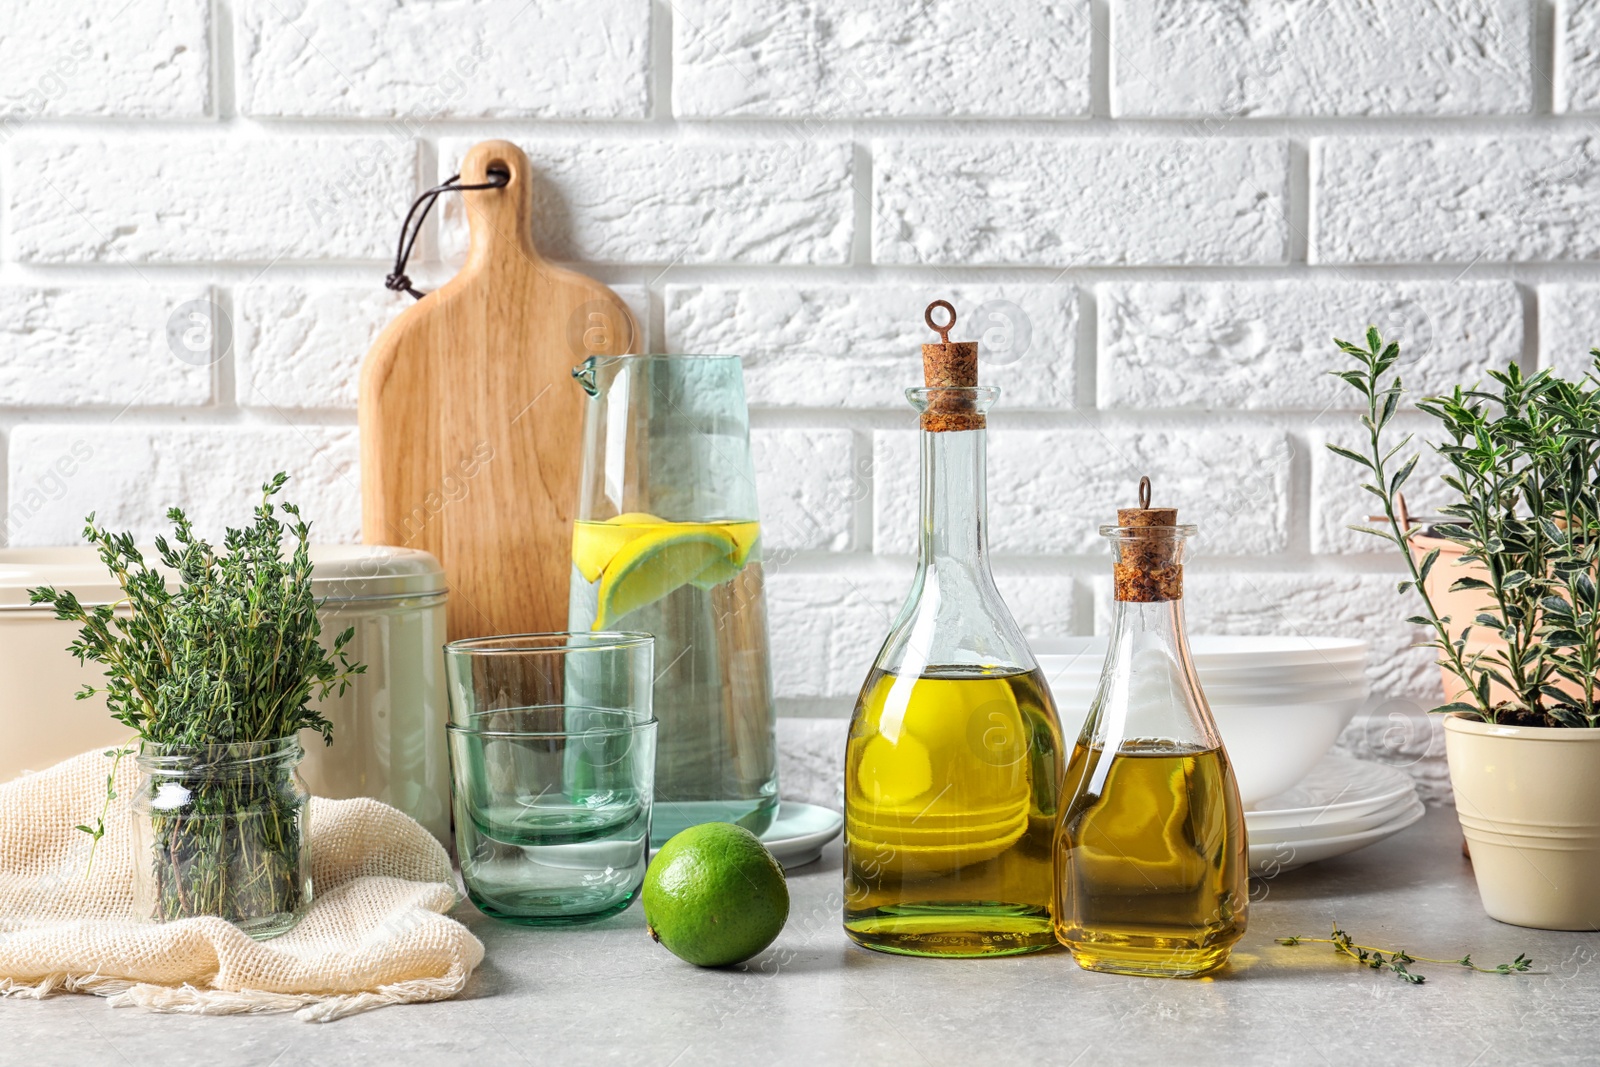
<box><xmin>1313</xmin><ymin>136</ymin><xmax>1600</xmax><ymax>263</ymax></box>
<box><xmin>875</xmin><ymin>138</ymin><xmax>1290</xmax><ymax>265</ymax></box>
<box><xmin>873</xmin><ymin>427</ymin><xmax>1291</xmax><ymax>557</ymax></box>
<box><xmin>674</xmin><ymin>0</ymin><xmax>1092</xmax><ymax>118</ymax></box>
<box><xmin>1557</xmin><ymin>0</ymin><xmax>1600</xmax><ymax>113</ymax></box>
<box><xmin>0</xmin><ymin>287</ymin><xmax>213</xmax><ymax>406</ymax></box>
<box><xmin>237</xmin><ymin>0</ymin><xmax>650</xmax><ymax>119</ymax></box>
<box><xmin>1113</xmin><ymin>0</ymin><xmax>1532</xmax><ymax>117</ymax></box>
<box><xmin>6</xmin><ymin>426</ymin><xmax>359</xmax><ymax>546</ymax></box>
<box><xmin>6</xmin><ymin>137</ymin><xmax>418</xmax><ymax>263</ymax></box>
<box><xmin>667</xmin><ymin>284</ymin><xmax>1077</xmax><ymax>409</ymax></box>
<box><xmin>0</xmin><ymin>1</ymin><xmax>210</xmax><ymax>119</ymax></box>
<box><xmin>437</xmin><ymin>139</ymin><xmax>854</xmax><ymax>265</ymax></box>
<box><xmin>1539</xmin><ymin>283</ymin><xmax>1600</xmax><ymax>377</ymax></box>
<box><xmin>3</xmin><ymin>2</ymin><xmax>1599</xmax><ymax>805</ymax></box>
<box><xmin>1099</xmin><ymin>281</ymin><xmax>1524</xmax><ymax>410</ymax></box>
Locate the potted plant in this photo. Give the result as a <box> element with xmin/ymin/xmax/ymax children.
<box><xmin>1329</xmin><ymin>330</ymin><xmax>1600</xmax><ymax>930</ymax></box>
<box><xmin>30</xmin><ymin>474</ymin><xmax>363</xmax><ymax>939</ymax></box>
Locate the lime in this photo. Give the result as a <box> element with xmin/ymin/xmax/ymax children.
<box><xmin>688</xmin><ymin>522</ymin><xmax>762</xmax><ymax>591</ymax></box>
<box><xmin>642</xmin><ymin>823</ymin><xmax>789</xmax><ymax>968</ymax></box>
<box><xmin>592</xmin><ymin>526</ymin><xmax>739</xmax><ymax>629</ymax></box>
<box><xmin>720</xmin><ymin>520</ymin><xmax>761</xmax><ymax>565</ymax></box>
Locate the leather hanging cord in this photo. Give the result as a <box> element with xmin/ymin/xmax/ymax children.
<box><xmin>385</xmin><ymin>169</ymin><xmax>510</xmax><ymax>300</ymax></box>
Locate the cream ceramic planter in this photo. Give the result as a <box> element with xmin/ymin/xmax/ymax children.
<box><xmin>1444</xmin><ymin>714</ymin><xmax>1600</xmax><ymax>930</ymax></box>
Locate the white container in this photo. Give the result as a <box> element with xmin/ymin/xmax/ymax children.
<box><xmin>1445</xmin><ymin>715</ymin><xmax>1600</xmax><ymax>930</ymax></box>
<box><xmin>0</xmin><ymin>548</ymin><xmax>129</xmax><ymax>779</ymax></box>
<box><xmin>0</xmin><ymin>545</ymin><xmax>450</xmax><ymax>845</ymax></box>
<box><xmin>302</xmin><ymin>546</ymin><xmax>450</xmax><ymax>845</ymax></box>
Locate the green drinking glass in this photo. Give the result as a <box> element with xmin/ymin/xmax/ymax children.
<box><xmin>445</xmin><ymin>633</ymin><xmax>655</xmax><ymax>926</ymax></box>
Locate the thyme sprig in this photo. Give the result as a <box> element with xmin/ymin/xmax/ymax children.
<box><xmin>1277</xmin><ymin>925</ymin><xmax>1536</xmax><ymax>985</ymax></box>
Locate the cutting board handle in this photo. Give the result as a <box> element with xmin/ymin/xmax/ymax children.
<box><xmin>459</xmin><ymin>139</ymin><xmax>543</xmax><ymax>267</ymax></box>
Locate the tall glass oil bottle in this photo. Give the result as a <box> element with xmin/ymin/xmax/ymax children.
<box><xmin>843</xmin><ymin>301</ymin><xmax>1065</xmax><ymax>958</ymax></box>
<box><xmin>1054</xmin><ymin>479</ymin><xmax>1248</xmax><ymax>977</ymax></box>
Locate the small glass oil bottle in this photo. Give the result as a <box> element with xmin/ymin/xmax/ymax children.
<box><xmin>843</xmin><ymin>301</ymin><xmax>1065</xmax><ymax>958</ymax></box>
<box><xmin>1054</xmin><ymin>479</ymin><xmax>1247</xmax><ymax>977</ymax></box>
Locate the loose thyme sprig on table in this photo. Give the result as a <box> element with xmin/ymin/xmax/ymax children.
<box><xmin>1277</xmin><ymin>924</ymin><xmax>1536</xmax><ymax>985</ymax></box>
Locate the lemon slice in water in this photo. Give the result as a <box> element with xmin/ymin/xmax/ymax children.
<box><xmin>572</xmin><ymin>513</ymin><xmax>666</xmax><ymax>584</ymax></box>
<box><xmin>593</xmin><ymin>525</ymin><xmax>741</xmax><ymax>629</ymax></box>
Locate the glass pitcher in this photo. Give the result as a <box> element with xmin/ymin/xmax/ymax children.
<box><xmin>569</xmin><ymin>354</ymin><xmax>779</xmax><ymax>844</ymax></box>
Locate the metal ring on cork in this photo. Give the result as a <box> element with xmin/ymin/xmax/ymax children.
<box><xmin>1138</xmin><ymin>475</ymin><xmax>1152</xmax><ymax>510</ymax></box>
<box><xmin>919</xmin><ymin>298</ymin><xmax>982</xmax><ymax>431</ymax></box>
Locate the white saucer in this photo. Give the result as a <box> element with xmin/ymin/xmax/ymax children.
<box><xmin>1247</xmin><ymin>790</ymin><xmax>1417</xmax><ymax>843</ymax></box>
<box><xmin>1249</xmin><ymin>795</ymin><xmax>1426</xmax><ymax>875</ymax></box>
<box><xmin>1244</xmin><ymin>754</ymin><xmax>1418</xmax><ymax>831</ymax></box>
<box><xmin>760</xmin><ymin>801</ymin><xmax>843</xmax><ymax>869</ymax></box>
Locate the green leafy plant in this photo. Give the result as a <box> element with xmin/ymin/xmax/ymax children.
<box><xmin>30</xmin><ymin>474</ymin><xmax>363</xmax><ymax>920</ymax></box>
<box><xmin>1329</xmin><ymin>329</ymin><xmax>1600</xmax><ymax>727</ymax></box>
<box><xmin>1277</xmin><ymin>924</ymin><xmax>1535</xmax><ymax>985</ymax></box>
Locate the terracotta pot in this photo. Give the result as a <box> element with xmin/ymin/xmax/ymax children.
<box><xmin>1410</xmin><ymin>531</ymin><xmax>1582</xmax><ymax>708</ymax></box>
<box><xmin>1410</xmin><ymin>532</ymin><xmax>1505</xmax><ymax>705</ymax></box>
<box><xmin>1444</xmin><ymin>714</ymin><xmax>1600</xmax><ymax>929</ymax></box>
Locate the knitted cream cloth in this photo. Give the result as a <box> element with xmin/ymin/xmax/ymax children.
<box><xmin>0</xmin><ymin>749</ymin><xmax>484</xmax><ymax>1022</ymax></box>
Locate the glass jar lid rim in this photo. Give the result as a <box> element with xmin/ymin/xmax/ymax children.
<box><xmin>445</xmin><ymin>630</ymin><xmax>654</xmax><ymax>655</ymax></box>
<box><xmin>135</xmin><ymin>736</ymin><xmax>305</xmax><ymax>764</ymax></box>
<box><xmin>446</xmin><ymin>716</ymin><xmax>658</xmax><ymax>739</ymax></box>
<box><xmin>1099</xmin><ymin>523</ymin><xmax>1199</xmax><ymax>535</ymax></box>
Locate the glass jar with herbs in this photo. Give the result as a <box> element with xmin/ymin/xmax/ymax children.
<box><xmin>30</xmin><ymin>474</ymin><xmax>363</xmax><ymax>939</ymax></box>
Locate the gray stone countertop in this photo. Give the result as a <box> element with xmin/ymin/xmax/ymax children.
<box><xmin>5</xmin><ymin>807</ymin><xmax>1599</xmax><ymax>1066</ymax></box>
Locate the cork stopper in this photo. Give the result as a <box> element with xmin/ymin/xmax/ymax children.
<box><xmin>1113</xmin><ymin>476</ymin><xmax>1183</xmax><ymax>602</ymax></box>
<box><xmin>920</xmin><ymin>300</ymin><xmax>984</xmax><ymax>432</ymax></box>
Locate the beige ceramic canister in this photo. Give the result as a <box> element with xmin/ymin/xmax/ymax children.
<box><xmin>0</xmin><ymin>544</ymin><xmax>451</xmax><ymax>845</ymax></box>
<box><xmin>0</xmin><ymin>547</ymin><xmax>131</xmax><ymax>779</ymax></box>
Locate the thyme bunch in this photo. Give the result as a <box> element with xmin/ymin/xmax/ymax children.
<box><xmin>1277</xmin><ymin>925</ymin><xmax>1535</xmax><ymax>985</ymax></box>
<box><xmin>30</xmin><ymin>474</ymin><xmax>364</xmax><ymax>918</ymax></box>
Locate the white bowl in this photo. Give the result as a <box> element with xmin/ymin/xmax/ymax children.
<box><xmin>1036</xmin><ymin>635</ymin><xmax>1368</xmax><ymax>807</ymax></box>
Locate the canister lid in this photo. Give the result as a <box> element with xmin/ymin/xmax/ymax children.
<box><xmin>0</xmin><ymin>543</ymin><xmax>446</xmax><ymax>608</ymax></box>
<box><xmin>307</xmin><ymin>545</ymin><xmax>447</xmax><ymax>601</ymax></box>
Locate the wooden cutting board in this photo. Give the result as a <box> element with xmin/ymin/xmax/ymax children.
<box><xmin>360</xmin><ymin>139</ymin><xmax>639</xmax><ymax>640</ymax></box>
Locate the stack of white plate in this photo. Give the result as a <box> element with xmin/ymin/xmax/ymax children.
<box><xmin>1037</xmin><ymin>635</ymin><xmax>1371</xmax><ymax>806</ymax></box>
<box><xmin>1245</xmin><ymin>754</ymin><xmax>1425</xmax><ymax>875</ymax></box>
<box><xmin>1036</xmin><ymin>635</ymin><xmax>1425</xmax><ymax>874</ymax></box>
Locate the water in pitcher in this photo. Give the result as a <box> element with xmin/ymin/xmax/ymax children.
<box><xmin>569</xmin><ymin>354</ymin><xmax>780</xmax><ymax>846</ymax></box>
<box><xmin>570</xmin><ymin>517</ymin><xmax>777</xmax><ymax>841</ymax></box>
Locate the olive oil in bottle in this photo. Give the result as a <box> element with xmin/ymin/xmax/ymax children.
<box><xmin>1053</xmin><ymin>479</ymin><xmax>1248</xmax><ymax>978</ymax></box>
<box><xmin>1056</xmin><ymin>739</ymin><xmax>1246</xmax><ymax>976</ymax></box>
<box><xmin>842</xmin><ymin>301</ymin><xmax>1066</xmax><ymax>959</ymax></box>
<box><xmin>845</xmin><ymin>665</ymin><xmax>1063</xmax><ymax>956</ymax></box>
